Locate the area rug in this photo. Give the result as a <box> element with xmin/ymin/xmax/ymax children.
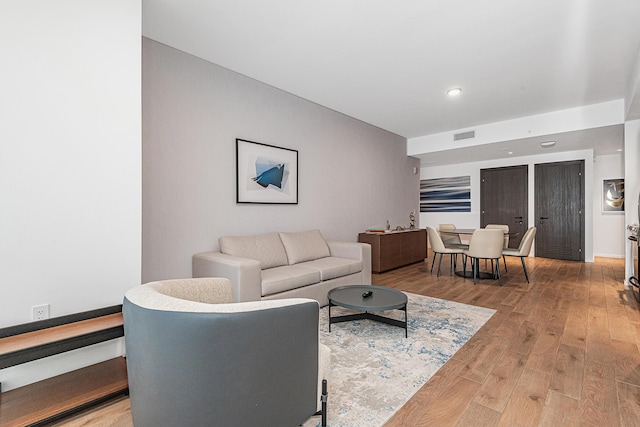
<box><xmin>303</xmin><ymin>293</ymin><xmax>495</xmax><ymax>427</ymax></box>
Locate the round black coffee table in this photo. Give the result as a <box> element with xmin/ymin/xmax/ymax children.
<box><xmin>328</xmin><ymin>285</ymin><xmax>408</xmax><ymax>337</ymax></box>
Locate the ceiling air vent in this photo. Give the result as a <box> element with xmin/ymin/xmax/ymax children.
<box><xmin>453</xmin><ymin>131</ymin><xmax>475</xmax><ymax>141</ymax></box>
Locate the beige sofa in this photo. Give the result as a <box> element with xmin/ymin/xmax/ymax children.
<box><xmin>193</xmin><ymin>229</ymin><xmax>371</xmax><ymax>306</ymax></box>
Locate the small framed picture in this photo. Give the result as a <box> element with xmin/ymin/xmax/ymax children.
<box><xmin>602</xmin><ymin>178</ymin><xmax>624</xmax><ymax>213</ymax></box>
<box><xmin>236</xmin><ymin>138</ymin><xmax>298</xmax><ymax>204</ymax></box>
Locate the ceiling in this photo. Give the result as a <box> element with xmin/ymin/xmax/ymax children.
<box><xmin>142</xmin><ymin>0</ymin><xmax>640</xmax><ymax>163</ymax></box>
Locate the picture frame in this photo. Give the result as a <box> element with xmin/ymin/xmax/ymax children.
<box><xmin>602</xmin><ymin>178</ymin><xmax>624</xmax><ymax>213</ymax></box>
<box><xmin>236</xmin><ymin>138</ymin><xmax>298</xmax><ymax>204</ymax></box>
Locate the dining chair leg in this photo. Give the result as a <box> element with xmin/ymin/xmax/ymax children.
<box><xmin>463</xmin><ymin>255</ymin><xmax>467</xmax><ymax>278</ymax></box>
<box><xmin>496</xmin><ymin>258</ymin><xmax>502</xmax><ymax>286</ymax></box>
<box><xmin>521</xmin><ymin>256</ymin><xmax>529</xmax><ymax>283</ymax></box>
<box><xmin>431</xmin><ymin>254</ymin><xmax>436</xmax><ymax>273</ymax></box>
<box><xmin>437</xmin><ymin>253</ymin><xmax>443</xmax><ymax>277</ymax></box>
<box><xmin>473</xmin><ymin>258</ymin><xmax>477</xmax><ymax>285</ymax></box>
<box><xmin>503</xmin><ymin>255</ymin><xmax>508</xmax><ymax>272</ymax></box>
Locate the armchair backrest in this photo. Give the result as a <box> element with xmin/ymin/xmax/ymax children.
<box><xmin>123</xmin><ymin>278</ymin><xmax>320</xmax><ymax>427</ymax></box>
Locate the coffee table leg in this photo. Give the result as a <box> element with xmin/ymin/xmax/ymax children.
<box><xmin>403</xmin><ymin>304</ymin><xmax>408</xmax><ymax>338</ymax></box>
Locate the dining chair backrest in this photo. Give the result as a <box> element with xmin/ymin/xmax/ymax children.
<box><xmin>427</xmin><ymin>226</ymin><xmax>447</xmax><ymax>252</ymax></box>
<box><xmin>486</xmin><ymin>224</ymin><xmax>509</xmax><ymax>249</ymax></box>
<box><xmin>515</xmin><ymin>227</ymin><xmax>537</xmax><ymax>256</ymax></box>
<box><xmin>438</xmin><ymin>224</ymin><xmax>461</xmax><ymax>244</ymax></box>
<box><xmin>466</xmin><ymin>229</ymin><xmax>504</xmax><ymax>259</ymax></box>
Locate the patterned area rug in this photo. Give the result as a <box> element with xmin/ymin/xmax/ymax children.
<box><xmin>304</xmin><ymin>292</ymin><xmax>495</xmax><ymax>427</ymax></box>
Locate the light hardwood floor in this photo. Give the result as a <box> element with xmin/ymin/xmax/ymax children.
<box><xmin>51</xmin><ymin>256</ymin><xmax>638</xmax><ymax>427</ymax></box>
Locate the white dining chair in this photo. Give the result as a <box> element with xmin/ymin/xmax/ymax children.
<box><xmin>463</xmin><ymin>229</ymin><xmax>504</xmax><ymax>285</ymax></box>
<box><xmin>438</xmin><ymin>224</ymin><xmax>468</xmax><ymax>249</ymax></box>
<box><xmin>502</xmin><ymin>227</ymin><xmax>537</xmax><ymax>283</ymax></box>
<box><xmin>427</xmin><ymin>226</ymin><xmax>465</xmax><ymax>277</ymax></box>
<box><xmin>486</xmin><ymin>224</ymin><xmax>509</xmax><ymax>271</ymax></box>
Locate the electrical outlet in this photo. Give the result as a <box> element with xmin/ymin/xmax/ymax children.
<box><xmin>32</xmin><ymin>304</ymin><xmax>50</xmax><ymax>321</ymax></box>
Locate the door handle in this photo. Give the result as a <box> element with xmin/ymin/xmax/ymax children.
<box><xmin>540</xmin><ymin>216</ymin><xmax>549</xmax><ymax>225</ymax></box>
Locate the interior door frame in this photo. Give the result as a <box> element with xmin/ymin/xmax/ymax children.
<box><xmin>480</xmin><ymin>165</ymin><xmax>529</xmax><ymax>249</ymax></box>
<box><xmin>534</xmin><ymin>160</ymin><xmax>585</xmax><ymax>261</ymax></box>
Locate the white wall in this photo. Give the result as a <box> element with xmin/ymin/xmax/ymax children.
<box><xmin>592</xmin><ymin>154</ymin><xmax>625</xmax><ymax>258</ymax></box>
<box><xmin>0</xmin><ymin>0</ymin><xmax>141</xmax><ymax>390</ymax></box>
<box><xmin>420</xmin><ymin>149</ymin><xmax>596</xmax><ymax>261</ymax></box>
<box><xmin>142</xmin><ymin>39</ymin><xmax>418</xmax><ymax>282</ymax></box>
<box><xmin>625</xmin><ymin>120</ymin><xmax>640</xmax><ymax>282</ymax></box>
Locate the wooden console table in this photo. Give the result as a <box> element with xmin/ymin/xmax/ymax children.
<box><xmin>358</xmin><ymin>229</ymin><xmax>428</xmax><ymax>273</ymax></box>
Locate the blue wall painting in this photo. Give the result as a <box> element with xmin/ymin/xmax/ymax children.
<box><xmin>236</xmin><ymin>138</ymin><xmax>298</xmax><ymax>204</ymax></box>
<box><xmin>420</xmin><ymin>176</ymin><xmax>471</xmax><ymax>212</ymax></box>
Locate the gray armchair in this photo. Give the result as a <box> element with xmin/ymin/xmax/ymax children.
<box><xmin>123</xmin><ymin>278</ymin><xmax>330</xmax><ymax>427</ymax></box>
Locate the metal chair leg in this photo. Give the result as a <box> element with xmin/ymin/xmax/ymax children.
<box><xmin>463</xmin><ymin>255</ymin><xmax>467</xmax><ymax>277</ymax></box>
<box><xmin>313</xmin><ymin>379</ymin><xmax>328</xmax><ymax>427</ymax></box>
<box><xmin>496</xmin><ymin>258</ymin><xmax>502</xmax><ymax>286</ymax></box>
<box><xmin>437</xmin><ymin>253</ymin><xmax>443</xmax><ymax>277</ymax></box>
<box><xmin>521</xmin><ymin>256</ymin><xmax>529</xmax><ymax>283</ymax></box>
<box><xmin>503</xmin><ymin>255</ymin><xmax>508</xmax><ymax>272</ymax></box>
<box><xmin>473</xmin><ymin>258</ymin><xmax>477</xmax><ymax>285</ymax></box>
<box><xmin>430</xmin><ymin>254</ymin><xmax>436</xmax><ymax>273</ymax></box>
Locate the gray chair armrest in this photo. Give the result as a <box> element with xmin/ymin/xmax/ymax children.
<box><xmin>192</xmin><ymin>252</ymin><xmax>262</xmax><ymax>302</ymax></box>
<box><xmin>326</xmin><ymin>241</ymin><xmax>372</xmax><ymax>284</ymax></box>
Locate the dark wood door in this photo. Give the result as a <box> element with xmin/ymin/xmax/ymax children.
<box><xmin>480</xmin><ymin>165</ymin><xmax>528</xmax><ymax>248</ymax></box>
<box><xmin>534</xmin><ymin>160</ymin><xmax>585</xmax><ymax>261</ymax></box>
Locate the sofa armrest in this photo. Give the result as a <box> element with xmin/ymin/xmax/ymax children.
<box><xmin>192</xmin><ymin>252</ymin><xmax>262</xmax><ymax>302</ymax></box>
<box><xmin>326</xmin><ymin>241</ymin><xmax>372</xmax><ymax>284</ymax></box>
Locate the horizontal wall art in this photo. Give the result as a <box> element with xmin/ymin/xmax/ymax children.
<box><xmin>236</xmin><ymin>138</ymin><xmax>298</xmax><ymax>204</ymax></box>
<box><xmin>420</xmin><ymin>176</ymin><xmax>471</xmax><ymax>212</ymax></box>
<box><xmin>602</xmin><ymin>178</ymin><xmax>624</xmax><ymax>213</ymax></box>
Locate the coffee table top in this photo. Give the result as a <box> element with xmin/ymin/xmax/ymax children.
<box><xmin>328</xmin><ymin>285</ymin><xmax>407</xmax><ymax>311</ymax></box>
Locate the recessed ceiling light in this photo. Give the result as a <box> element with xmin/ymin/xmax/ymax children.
<box><xmin>447</xmin><ymin>88</ymin><xmax>462</xmax><ymax>97</ymax></box>
<box><xmin>508</xmin><ymin>151</ymin><xmax>513</xmax><ymax>155</ymax></box>
<box><xmin>617</xmin><ymin>148</ymin><xmax>623</xmax><ymax>152</ymax></box>
<box><xmin>540</xmin><ymin>141</ymin><xmax>556</xmax><ymax>148</ymax></box>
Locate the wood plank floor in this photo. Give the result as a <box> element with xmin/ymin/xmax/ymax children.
<box><xmin>48</xmin><ymin>256</ymin><xmax>637</xmax><ymax>427</ymax></box>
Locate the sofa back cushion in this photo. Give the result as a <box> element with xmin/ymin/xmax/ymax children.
<box><xmin>219</xmin><ymin>232</ymin><xmax>288</xmax><ymax>270</ymax></box>
<box><xmin>279</xmin><ymin>230</ymin><xmax>330</xmax><ymax>265</ymax></box>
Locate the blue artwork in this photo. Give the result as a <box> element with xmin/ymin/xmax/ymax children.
<box><xmin>253</xmin><ymin>158</ymin><xmax>286</xmax><ymax>189</ymax></box>
<box><xmin>236</xmin><ymin>138</ymin><xmax>298</xmax><ymax>204</ymax></box>
<box><xmin>420</xmin><ymin>176</ymin><xmax>471</xmax><ymax>212</ymax></box>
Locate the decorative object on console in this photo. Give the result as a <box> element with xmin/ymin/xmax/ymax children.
<box><xmin>409</xmin><ymin>210</ymin><xmax>416</xmax><ymax>229</ymax></box>
<box><xmin>236</xmin><ymin>138</ymin><xmax>298</xmax><ymax>204</ymax></box>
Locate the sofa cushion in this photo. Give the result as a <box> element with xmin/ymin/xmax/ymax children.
<box><xmin>219</xmin><ymin>232</ymin><xmax>288</xmax><ymax>270</ymax></box>
<box><xmin>297</xmin><ymin>257</ymin><xmax>362</xmax><ymax>281</ymax></box>
<box><xmin>279</xmin><ymin>230</ymin><xmax>330</xmax><ymax>265</ymax></box>
<box><xmin>261</xmin><ymin>265</ymin><xmax>321</xmax><ymax>296</ymax></box>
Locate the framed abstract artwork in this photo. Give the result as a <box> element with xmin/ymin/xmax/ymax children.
<box><xmin>602</xmin><ymin>178</ymin><xmax>624</xmax><ymax>213</ymax></box>
<box><xmin>236</xmin><ymin>138</ymin><xmax>298</xmax><ymax>204</ymax></box>
<box><xmin>419</xmin><ymin>176</ymin><xmax>471</xmax><ymax>212</ymax></box>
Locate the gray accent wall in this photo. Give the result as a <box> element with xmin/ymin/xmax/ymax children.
<box><xmin>142</xmin><ymin>38</ymin><xmax>419</xmax><ymax>282</ymax></box>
